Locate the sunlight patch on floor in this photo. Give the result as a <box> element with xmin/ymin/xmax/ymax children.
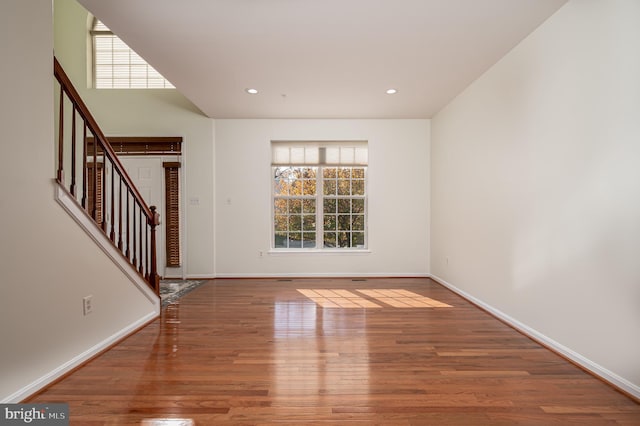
<box><xmin>297</xmin><ymin>289</ymin><xmax>452</xmax><ymax>308</ymax></box>
<box><xmin>297</xmin><ymin>289</ymin><xmax>382</xmax><ymax>308</ymax></box>
<box><xmin>357</xmin><ymin>289</ymin><xmax>452</xmax><ymax>308</ymax></box>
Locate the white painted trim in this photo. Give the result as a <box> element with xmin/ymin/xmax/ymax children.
<box><xmin>2</xmin><ymin>311</ymin><xmax>157</xmax><ymax>403</ymax></box>
<box><xmin>267</xmin><ymin>249</ymin><xmax>371</xmax><ymax>255</ymax></box>
<box><xmin>430</xmin><ymin>274</ymin><xmax>640</xmax><ymax>400</ymax></box>
<box><xmin>214</xmin><ymin>272</ymin><xmax>430</xmax><ymax>278</ymax></box>
<box><xmin>54</xmin><ymin>181</ymin><xmax>161</xmax><ymax>306</ymax></box>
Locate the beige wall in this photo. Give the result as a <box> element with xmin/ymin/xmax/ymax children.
<box><xmin>0</xmin><ymin>0</ymin><xmax>157</xmax><ymax>402</ymax></box>
<box><xmin>215</xmin><ymin>119</ymin><xmax>430</xmax><ymax>276</ymax></box>
<box><xmin>431</xmin><ymin>0</ymin><xmax>640</xmax><ymax>396</ymax></box>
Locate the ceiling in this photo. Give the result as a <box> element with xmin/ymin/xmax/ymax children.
<box><xmin>77</xmin><ymin>0</ymin><xmax>567</xmax><ymax>119</ymax></box>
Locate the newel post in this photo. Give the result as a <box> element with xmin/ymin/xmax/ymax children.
<box><xmin>149</xmin><ymin>206</ymin><xmax>161</xmax><ymax>295</ymax></box>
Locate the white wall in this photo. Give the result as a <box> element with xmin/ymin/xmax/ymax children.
<box><xmin>54</xmin><ymin>0</ymin><xmax>215</xmax><ymax>278</ymax></box>
<box><xmin>0</xmin><ymin>0</ymin><xmax>157</xmax><ymax>402</ymax></box>
<box><xmin>215</xmin><ymin>119</ymin><xmax>430</xmax><ymax>276</ymax></box>
<box><xmin>431</xmin><ymin>0</ymin><xmax>640</xmax><ymax>396</ymax></box>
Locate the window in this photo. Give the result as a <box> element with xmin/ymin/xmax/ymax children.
<box><xmin>272</xmin><ymin>141</ymin><xmax>368</xmax><ymax>250</ymax></box>
<box><xmin>91</xmin><ymin>18</ymin><xmax>174</xmax><ymax>89</ymax></box>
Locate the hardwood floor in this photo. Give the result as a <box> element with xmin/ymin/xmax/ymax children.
<box><xmin>29</xmin><ymin>278</ymin><xmax>639</xmax><ymax>425</ymax></box>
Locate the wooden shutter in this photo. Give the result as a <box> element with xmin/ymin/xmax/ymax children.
<box><xmin>87</xmin><ymin>162</ymin><xmax>104</xmax><ymax>224</ymax></box>
<box><xmin>163</xmin><ymin>162</ymin><xmax>181</xmax><ymax>267</ymax></box>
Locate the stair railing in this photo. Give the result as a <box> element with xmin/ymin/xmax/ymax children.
<box><xmin>54</xmin><ymin>57</ymin><xmax>160</xmax><ymax>294</ymax></box>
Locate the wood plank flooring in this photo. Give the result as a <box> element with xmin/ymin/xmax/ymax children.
<box><xmin>29</xmin><ymin>278</ymin><xmax>640</xmax><ymax>425</ymax></box>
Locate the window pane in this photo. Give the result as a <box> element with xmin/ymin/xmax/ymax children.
<box><xmin>95</xmin><ymin>65</ymin><xmax>112</xmax><ymax>79</ymax></box>
<box><xmin>112</xmin><ymin>38</ymin><xmax>129</xmax><ymax>50</ymax></box>
<box><xmin>352</xmin><ymin>198</ymin><xmax>365</xmax><ymax>213</ymax></box>
<box><xmin>94</xmin><ymin>36</ymin><xmax>113</xmax><ymax>50</ymax></box>
<box><xmin>337</xmin><ymin>179</ymin><xmax>350</xmax><ymax>195</ymax></box>
<box><xmin>352</xmin><ymin>168</ymin><xmax>365</xmax><ymax>179</ymax></box>
<box><xmin>324</xmin><ymin>214</ymin><xmax>336</xmax><ymax>231</ymax></box>
<box><xmin>96</xmin><ymin>78</ymin><xmax>113</xmax><ymax>88</ymax></box>
<box><xmin>289</xmin><ymin>215</ymin><xmax>302</xmax><ymax>231</ymax></box>
<box><xmin>323</xmin><ymin>168</ymin><xmax>337</xmax><ymax>179</ymax></box>
<box><xmin>338</xmin><ymin>215</ymin><xmax>350</xmax><ymax>231</ymax></box>
<box><xmin>289</xmin><ymin>233</ymin><xmax>302</xmax><ymax>248</ymax></box>
<box><xmin>323</xmin><ymin>198</ymin><xmax>336</xmax><ymax>213</ymax></box>
<box><xmin>113</xmin><ymin>50</ymin><xmax>130</xmax><ymax>64</ymax></box>
<box><xmin>302</xmin><ymin>199</ymin><xmax>316</xmax><ymax>213</ymax></box>
<box><xmin>352</xmin><ymin>180</ymin><xmax>365</xmax><ymax>196</ymax></box>
<box><xmin>274</xmin><ymin>179</ymin><xmax>287</xmax><ymax>196</ymax></box>
<box><xmin>274</xmin><ymin>199</ymin><xmax>287</xmax><ymax>214</ymax></box>
<box><xmin>352</xmin><ymin>232</ymin><xmax>365</xmax><ymax>247</ymax></box>
<box><xmin>338</xmin><ymin>232</ymin><xmax>350</xmax><ymax>248</ymax></box>
<box><xmin>303</xmin><ymin>179</ymin><xmax>316</xmax><ymax>195</ymax></box>
<box><xmin>303</xmin><ymin>215</ymin><xmax>315</xmax><ymax>231</ymax></box>
<box><xmin>323</xmin><ymin>180</ymin><xmax>336</xmax><ymax>195</ymax></box>
<box><xmin>290</xmin><ymin>179</ymin><xmax>303</xmax><ymax>195</ymax></box>
<box><xmin>274</xmin><ymin>215</ymin><xmax>287</xmax><ymax>231</ymax></box>
<box><xmin>113</xmin><ymin>79</ymin><xmax>130</xmax><ymax>88</ymax></box>
<box><xmin>274</xmin><ymin>168</ymin><xmax>289</xmax><ymax>195</ymax></box>
<box><xmin>130</xmin><ymin>51</ymin><xmax>147</xmax><ymax>65</ymax></box>
<box><xmin>338</xmin><ymin>168</ymin><xmax>351</xmax><ymax>179</ymax></box>
<box><xmin>95</xmin><ymin>50</ymin><xmax>113</xmax><ymax>64</ymax></box>
<box><xmin>352</xmin><ymin>215</ymin><xmax>365</xmax><ymax>231</ymax></box>
<box><xmin>113</xmin><ymin>65</ymin><xmax>129</xmax><ymax>78</ymax></box>
<box><xmin>303</xmin><ymin>233</ymin><xmax>316</xmax><ymax>248</ymax></box>
<box><xmin>324</xmin><ymin>232</ymin><xmax>336</xmax><ymax>248</ymax></box>
<box><xmin>130</xmin><ymin>79</ymin><xmax>147</xmax><ymax>89</ymax></box>
<box><xmin>148</xmin><ymin>78</ymin><xmax>166</xmax><ymax>88</ymax></box>
<box><xmin>148</xmin><ymin>67</ymin><xmax>164</xmax><ymax>79</ymax></box>
<box><xmin>338</xmin><ymin>199</ymin><xmax>350</xmax><ymax>213</ymax></box>
<box><xmin>131</xmin><ymin>65</ymin><xmax>147</xmax><ymax>78</ymax></box>
<box><xmin>275</xmin><ymin>232</ymin><xmax>287</xmax><ymax>248</ymax></box>
<box><xmin>303</xmin><ymin>168</ymin><xmax>316</xmax><ymax>179</ymax></box>
<box><xmin>289</xmin><ymin>199</ymin><xmax>302</xmax><ymax>214</ymax></box>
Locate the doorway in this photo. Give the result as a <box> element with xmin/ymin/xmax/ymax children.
<box><xmin>110</xmin><ymin>137</ymin><xmax>183</xmax><ymax>279</ymax></box>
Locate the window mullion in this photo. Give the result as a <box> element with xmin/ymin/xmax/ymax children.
<box><xmin>317</xmin><ymin>166</ymin><xmax>324</xmax><ymax>249</ymax></box>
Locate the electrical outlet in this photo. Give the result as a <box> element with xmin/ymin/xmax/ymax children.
<box><xmin>83</xmin><ymin>295</ymin><xmax>93</xmax><ymax>316</ymax></box>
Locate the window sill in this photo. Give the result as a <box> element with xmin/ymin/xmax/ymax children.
<box><xmin>268</xmin><ymin>249</ymin><xmax>371</xmax><ymax>256</ymax></box>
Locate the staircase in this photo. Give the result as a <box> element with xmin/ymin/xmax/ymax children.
<box><xmin>53</xmin><ymin>57</ymin><xmax>160</xmax><ymax>295</ymax></box>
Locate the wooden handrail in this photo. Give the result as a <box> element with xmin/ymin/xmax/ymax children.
<box><xmin>54</xmin><ymin>57</ymin><xmax>159</xmax><ymax>294</ymax></box>
<box><xmin>54</xmin><ymin>58</ymin><xmax>152</xmax><ymax>218</ymax></box>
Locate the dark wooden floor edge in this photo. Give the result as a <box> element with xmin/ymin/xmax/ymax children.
<box><xmin>428</xmin><ymin>276</ymin><xmax>640</xmax><ymax>404</ymax></box>
<box><xmin>22</xmin><ymin>314</ymin><xmax>159</xmax><ymax>403</ymax></box>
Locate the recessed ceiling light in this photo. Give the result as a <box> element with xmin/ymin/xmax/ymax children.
<box><xmin>246</xmin><ymin>88</ymin><xmax>258</xmax><ymax>94</ymax></box>
<box><xmin>386</xmin><ymin>88</ymin><xmax>398</xmax><ymax>95</ymax></box>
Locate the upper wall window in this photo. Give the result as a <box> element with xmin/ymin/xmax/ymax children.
<box><xmin>272</xmin><ymin>141</ymin><xmax>368</xmax><ymax>250</ymax></box>
<box><xmin>91</xmin><ymin>18</ymin><xmax>174</xmax><ymax>89</ymax></box>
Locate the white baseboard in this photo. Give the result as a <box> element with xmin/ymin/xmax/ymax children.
<box><xmin>430</xmin><ymin>274</ymin><xmax>640</xmax><ymax>400</ymax></box>
<box><xmin>214</xmin><ymin>272</ymin><xmax>431</xmax><ymax>279</ymax></box>
<box><xmin>2</xmin><ymin>312</ymin><xmax>157</xmax><ymax>403</ymax></box>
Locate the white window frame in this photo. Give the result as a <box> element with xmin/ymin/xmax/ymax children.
<box><xmin>90</xmin><ymin>18</ymin><xmax>174</xmax><ymax>89</ymax></box>
<box><xmin>271</xmin><ymin>141</ymin><xmax>368</xmax><ymax>252</ymax></box>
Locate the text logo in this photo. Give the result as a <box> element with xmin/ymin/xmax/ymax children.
<box><xmin>0</xmin><ymin>404</ymin><xmax>68</xmax><ymax>425</ymax></box>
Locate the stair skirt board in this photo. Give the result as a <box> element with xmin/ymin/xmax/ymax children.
<box><xmin>54</xmin><ymin>181</ymin><xmax>160</xmax><ymax>306</ymax></box>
